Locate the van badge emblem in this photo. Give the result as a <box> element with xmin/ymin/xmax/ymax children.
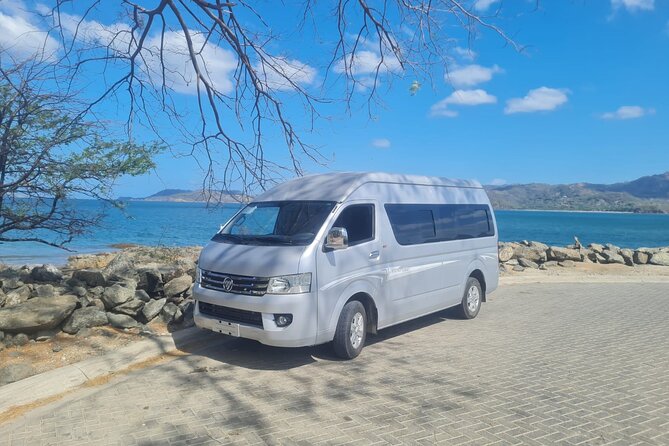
<box><xmin>222</xmin><ymin>277</ymin><xmax>234</xmax><ymax>291</ymax></box>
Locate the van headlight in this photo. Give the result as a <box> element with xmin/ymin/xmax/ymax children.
<box><xmin>195</xmin><ymin>267</ymin><xmax>202</xmax><ymax>284</ymax></box>
<box><xmin>267</xmin><ymin>273</ymin><xmax>311</xmax><ymax>294</ymax></box>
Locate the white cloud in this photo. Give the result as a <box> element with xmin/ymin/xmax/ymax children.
<box><xmin>611</xmin><ymin>0</ymin><xmax>654</xmax><ymax>12</ymax></box>
<box><xmin>371</xmin><ymin>138</ymin><xmax>391</xmax><ymax>149</ymax></box>
<box><xmin>430</xmin><ymin>89</ymin><xmax>497</xmax><ymax>117</ymax></box>
<box><xmin>473</xmin><ymin>0</ymin><xmax>500</xmax><ymax>12</ymax></box>
<box><xmin>256</xmin><ymin>57</ymin><xmax>317</xmax><ymax>91</ymax></box>
<box><xmin>504</xmin><ymin>87</ymin><xmax>569</xmax><ymax>114</ymax></box>
<box><xmin>0</xmin><ymin>7</ymin><xmax>59</xmax><ymax>61</ymax></box>
<box><xmin>600</xmin><ymin>105</ymin><xmax>655</xmax><ymax>120</ymax></box>
<box><xmin>334</xmin><ymin>49</ymin><xmax>402</xmax><ymax>76</ymax></box>
<box><xmin>453</xmin><ymin>46</ymin><xmax>477</xmax><ymax>61</ymax></box>
<box><xmin>489</xmin><ymin>178</ymin><xmax>507</xmax><ymax>186</ymax></box>
<box><xmin>446</xmin><ymin>64</ymin><xmax>502</xmax><ymax>88</ymax></box>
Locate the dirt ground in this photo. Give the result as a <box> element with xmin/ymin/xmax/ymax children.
<box><xmin>0</xmin><ymin>321</ymin><xmax>172</xmax><ymax>386</ymax></box>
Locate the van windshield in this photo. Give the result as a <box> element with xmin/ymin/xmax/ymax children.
<box><xmin>213</xmin><ymin>201</ymin><xmax>336</xmax><ymax>246</ymax></box>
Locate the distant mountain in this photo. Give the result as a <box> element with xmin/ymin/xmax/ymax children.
<box><xmin>485</xmin><ymin>172</ymin><xmax>669</xmax><ymax>213</ymax></box>
<box><xmin>118</xmin><ymin>189</ymin><xmax>246</xmax><ymax>203</ymax></box>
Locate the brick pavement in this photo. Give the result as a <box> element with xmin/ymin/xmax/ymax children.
<box><xmin>1</xmin><ymin>282</ymin><xmax>668</xmax><ymax>445</ymax></box>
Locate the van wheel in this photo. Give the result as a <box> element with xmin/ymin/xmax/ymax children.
<box><xmin>333</xmin><ymin>301</ymin><xmax>367</xmax><ymax>359</ymax></box>
<box><xmin>456</xmin><ymin>277</ymin><xmax>482</xmax><ymax>319</ymax></box>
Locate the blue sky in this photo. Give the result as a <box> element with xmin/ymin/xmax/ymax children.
<box><xmin>1</xmin><ymin>0</ymin><xmax>667</xmax><ymax>196</ymax></box>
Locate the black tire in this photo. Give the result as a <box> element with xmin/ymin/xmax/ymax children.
<box><xmin>333</xmin><ymin>301</ymin><xmax>367</xmax><ymax>359</ymax></box>
<box><xmin>455</xmin><ymin>277</ymin><xmax>483</xmax><ymax>319</ymax></box>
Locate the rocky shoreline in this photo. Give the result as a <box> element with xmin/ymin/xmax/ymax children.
<box><xmin>498</xmin><ymin>240</ymin><xmax>669</xmax><ymax>271</ymax></box>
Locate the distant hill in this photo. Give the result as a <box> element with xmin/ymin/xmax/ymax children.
<box><xmin>119</xmin><ymin>189</ymin><xmax>247</xmax><ymax>203</ymax></box>
<box><xmin>485</xmin><ymin>172</ymin><xmax>669</xmax><ymax>213</ymax></box>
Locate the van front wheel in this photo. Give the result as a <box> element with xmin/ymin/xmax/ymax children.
<box><xmin>456</xmin><ymin>277</ymin><xmax>482</xmax><ymax>319</ymax></box>
<box><xmin>333</xmin><ymin>301</ymin><xmax>367</xmax><ymax>359</ymax></box>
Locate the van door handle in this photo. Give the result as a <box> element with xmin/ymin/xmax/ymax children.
<box><xmin>369</xmin><ymin>250</ymin><xmax>380</xmax><ymax>260</ymax></box>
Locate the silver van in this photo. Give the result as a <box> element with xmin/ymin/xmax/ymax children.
<box><xmin>194</xmin><ymin>172</ymin><xmax>499</xmax><ymax>358</ymax></box>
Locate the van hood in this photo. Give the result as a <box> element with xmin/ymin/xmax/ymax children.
<box><xmin>198</xmin><ymin>240</ymin><xmax>308</xmax><ymax>277</ymax></box>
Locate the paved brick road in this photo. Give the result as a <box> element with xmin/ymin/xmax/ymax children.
<box><xmin>1</xmin><ymin>282</ymin><xmax>669</xmax><ymax>445</ymax></box>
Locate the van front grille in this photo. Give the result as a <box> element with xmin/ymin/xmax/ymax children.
<box><xmin>198</xmin><ymin>302</ymin><xmax>263</xmax><ymax>328</ymax></box>
<box><xmin>200</xmin><ymin>270</ymin><xmax>269</xmax><ymax>296</ymax></box>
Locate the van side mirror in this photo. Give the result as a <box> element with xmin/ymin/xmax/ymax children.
<box><xmin>325</xmin><ymin>227</ymin><xmax>348</xmax><ymax>250</ymax></box>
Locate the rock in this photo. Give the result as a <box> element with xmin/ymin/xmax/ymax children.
<box><xmin>0</xmin><ymin>363</ymin><xmax>35</xmax><ymax>386</ymax></box>
<box><xmin>547</xmin><ymin>246</ymin><xmax>581</xmax><ymax>262</ymax></box>
<box><xmin>103</xmin><ymin>252</ymin><xmax>136</xmax><ymax>280</ymax></box>
<box><xmin>0</xmin><ymin>295</ymin><xmax>78</xmax><ymax>333</ymax></box>
<box><xmin>589</xmin><ymin>243</ymin><xmax>605</xmax><ymax>253</ymax></box>
<box><xmin>161</xmin><ymin>302</ymin><xmax>180</xmax><ymax>323</ymax></box>
<box><xmin>633</xmin><ymin>251</ymin><xmax>649</xmax><ymax>265</ymax></box>
<box><xmin>11</xmin><ymin>333</ymin><xmax>30</xmax><ymax>346</ymax></box>
<box><xmin>163</xmin><ymin>275</ymin><xmax>193</xmax><ymax>298</ymax></box>
<box><xmin>34</xmin><ymin>284</ymin><xmax>55</xmax><ymax>298</ymax></box>
<box><xmin>72</xmin><ymin>286</ymin><xmax>88</xmax><ymax>298</ymax></box>
<box><xmin>0</xmin><ymin>330</ymin><xmax>4</xmax><ymax>341</ymax></box>
<box><xmin>137</xmin><ymin>268</ymin><xmax>163</xmax><ymax>295</ymax></box>
<box><xmin>142</xmin><ymin>298</ymin><xmax>167</xmax><ymax>321</ymax></box>
<box><xmin>107</xmin><ymin>312</ymin><xmax>140</xmax><ymax>329</ymax></box>
<box><xmin>649</xmin><ymin>252</ymin><xmax>669</xmax><ymax>266</ymax></box>
<box><xmin>498</xmin><ymin>245</ymin><xmax>514</xmax><ymax>262</ymax></box>
<box><xmin>29</xmin><ymin>264</ymin><xmax>63</xmax><ymax>283</ymax></box>
<box><xmin>179</xmin><ymin>301</ymin><xmax>195</xmax><ymax>328</ymax></box>
<box><xmin>620</xmin><ymin>249</ymin><xmax>634</xmax><ymax>266</ymax></box>
<box><xmin>72</xmin><ymin>269</ymin><xmax>107</xmax><ymax>288</ymax></box>
<box><xmin>518</xmin><ymin>258</ymin><xmax>539</xmax><ymax>269</ymax></box>
<box><xmin>89</xmin><ymin>286</ymin><xmax>105</xmax><ymax>296</ymax></box>
<box><xmin>602</xmin><ymin>251</ymin><xmax>625</xmax><ymax>264</ymax></box>
<box><xmin>0</xmin><ymin>289</ymin><xmax>6</xmax><ymax>307</ymax></box>
<box><xmin>539</xmin><ymin>264</ymin><xmax>548</xmax><ymax>270</ymax></box>
<box><xmin>4</xmin><ymin>285</ymin><xmax>32</xmax><ymax>307</ymax></box>
<box><xmin>134</xmin><ymin>289</ymin><xmax>151</xmax><ymax>303</ymax></box>
<box><xmin>543</xmin><ymin>261</ymin><xmax>558</xmax><ymax>268</ymax></box>
<box><xmin>558</xmin><ymin>260</ymin><xmax>576</xmax><ymax>267</ymax></box>
<box><xmin>506</xmin><ymin>259</ymin><xmax>519</xmax><ymax>266</ymax></box>
<box><xmin>32</xmin><ymin>328</ymin><xmax>59</xmax><ymax>341</ymax></box>
<box><xmin>62</xmin><ymin>307</ymin><xmax>109</xmax><ymax>334</ymax></box>
<box><xmin>595</xmin><ymin>253</ymin><xmax>606</xmax><ymax>263</ymax></box>
<box><xmin>100</xmin><ymin>284</ymin><xmax>135</xmax><ymax>310</ymax></box>
<box><xmin>528</xmin><ymin>241</ymin><xmax>549</xmax><ymax>251</ymax></box>
<box><xmin>605</xmin><ymin>243</ymin><xmax>621</xmax><ymax>254</ymax></box>
<box><xmin>513</xmin><ymin>245</ymin><xmax>547</xmax><ymax>263</ymax></box>
<box><xmin>52</xmin><ymin>345</ymin><xmax>62</xmax><ymax>352</ymax></box>
<box><xmin>2</xmin><ymin>277</ymin><xmax>23</xmax><ymax>290</ymax></box>
<box><xmin>512</xmin><ymin>266</ymin><xmax>525</xmax><ymax>272</ymax></box>
<box><xmin>112</xmin><ymin>298</ymin><xmax>145</xmax><ymax>317</ymax></box>
<box><xmin>90</xmin><ymin>298</ymin><xmax>106</xmax><ymax>311</ymax></box>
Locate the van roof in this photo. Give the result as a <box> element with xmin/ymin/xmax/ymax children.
<box><xmin>254</xmin><ymin>172</ymin><xmax>483</xmax><ymax>202</ymax></box>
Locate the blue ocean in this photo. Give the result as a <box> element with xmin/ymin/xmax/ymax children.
<box><xmin>1</xmin><ymin>200</ymin><xmax>668</xmax><ymax>265</ymax></box>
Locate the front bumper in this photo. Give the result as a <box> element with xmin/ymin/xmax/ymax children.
<box><xmin>193</xmin><ymin>283</ymin><xmax>318</xmax><ymax>348</ymax></box>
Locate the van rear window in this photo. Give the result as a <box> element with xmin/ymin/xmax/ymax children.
<box><xmin>385</xmin><ymin>204</ymin><xmax>494</xmax><ymax>245</ymax></box>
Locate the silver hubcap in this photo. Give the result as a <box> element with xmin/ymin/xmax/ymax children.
<box><xmin>350</xmin><ymin>312</ymin><xmax>364</xmax><ymax>349</ymax></box>
<box><xmin>466</xmin><ymin>285</ymin><xmax>480</xmax><ymax>313</ymax></box>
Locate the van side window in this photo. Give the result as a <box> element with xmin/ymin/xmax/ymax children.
<box><xmin>386</xmin><ymin>204</ymin><xmax>494</xmax><ymax>245</ymax></box>
<box><xmin>332</xmin><ymin>204</ymin><xmax>375</xmax><ymax>245</ymax></box>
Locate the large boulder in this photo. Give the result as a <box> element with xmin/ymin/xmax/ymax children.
<box><xmin>34</xmin><ymin>284</ymin><xmax>55</xmax><ymax>298</ymax></box>
<box><xmin>528</xmin><ymin>241</ymin><xmax>549</xmax><ymax>251</ymax></box>
<box><xmin>498</xmin><ymin>245</ymin><xmax>514</xmax><ymax>263</ymax></box>
<box><xmin>71</xmin><ymin>269</ymin><xmax>107</xmax><ymax>288</ymax></box>
<box><xmin>619</xmin><ymin>249</ymin><xmax>634</xmax><ymax>266</ymax></box>
<box><xmin>588</xmin><ymin>243</ymin><xmax>605</xmax><ymax>254</ymax></box>
<box><xmin>633</xmin><ymin>251</ymin><xmax>649</xmax><ymax>265</ymax></box>
<box><xmin>602</xmin><ymin>251</ymin><xmax>625</xmax><ymax>265</ymax></box>
<box><xmin>137</xmin><ymin>268</ymin><xmax>163</xmax><ymax>295</ymax></box>
<box><xmin>142</xmin><ymin>298</ymin><xmax>167</xmax><ymax>321</ymax></box>
<box><xmin>107</xmin><ymin>313</ymin><xmax>140</xmax><ymax>329</ymax></box>
<box><xmin>161</xmin><ymin>302</ymin><xmax>182</xmax><ymax>323</ymax></box>
<box><xmin>4</xmin><ymin>285</ymin><xmax>32</xmax><ymax>308</ymax></box>
<box><xmin>100</xmin><ymin>284</ymin><xmax>135</xmax><ymax>310</ymax></box>
<box><xmin>1</xmin><ymin>277</ymin><xmax>23</xmax><ymax>290</ymax></box>
<box><xmin>518</xmin><ymin>258</ymin><xmax>539</xmax><ymax>269</ymax></box>
<box><xmin>0</xmin><ymin>295</ymin><xmax>78</xmax><ymax>333</ymax></box>
<box><xmin>62</xmin><ymin>307</ymin><xmax>109</xmax><ymax>334</ymax></box>
<box><xmin>29</xmin><ymin>264</ymin><xmax>63</xmax><ymax>283</ymax></box>
<box><xmin>103</xmin><ymin>252</ymin><xmax>136</xmax><ymax>280</ymax></box>
<box><xmin>112</xmin><ymin>298</ymin><xmax>145</xmax><ymax>317</ymax></box>
<box><xmin>547</xmin><ymin>246</ymin><xmax>581</xmax><ymax>262</ymax></box>
<box><xmin>513</xmin><ymin>245</ymin><xmax>547</xmax><ymax>263</ymax></box>
<box><xmin>0</xmin><ymin>289</ymin><xmax>6</xmax><ymax>307</ymax></box>
<box><xmin>649</xmin><ymin>252</ymin><xmax>669</xmax><ymax>266</ymax></box>
<box><xmin>163</xmin><ymin>275</ymin><xmax>193</xmax><ymax>298</ymax></box>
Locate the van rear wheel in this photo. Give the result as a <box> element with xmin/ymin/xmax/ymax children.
<box><xmin>333</xmin><ymin>301</ymin><xmax>367</xmax><ymax>359</ymax></box>
<box><xmin>456</xmin><ymin>277</ymin><xmax>482</xmax><ymax>319</ymax></box>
